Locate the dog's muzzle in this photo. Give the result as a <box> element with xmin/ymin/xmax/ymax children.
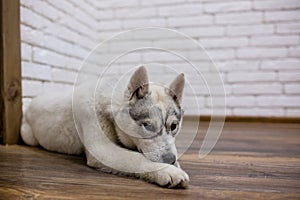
<box><xmin>162</xmin><ymin>153</ymin><xmax>177</xmax><ymax>165</ymax></box>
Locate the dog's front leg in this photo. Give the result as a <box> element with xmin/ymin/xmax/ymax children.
<box><xmin>80</xmin><ymin>123</ymin><xmax>189</xmax><ymax>188</ymax></box>
<box><xmin>140</xmin><ymin>162</ymin><xmax>189</xmax><ymax>188</ymax></box>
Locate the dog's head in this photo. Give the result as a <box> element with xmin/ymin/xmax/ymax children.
<box><xmin>114</xmin><ymin>66</ymin><xmax>185</xmax><ymax>165</ymax></box>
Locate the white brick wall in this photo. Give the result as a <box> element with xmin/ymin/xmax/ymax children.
<box><xmin>20</xmin><ymin>0</ymin><xmax>98</xmax><ymax>112</ymax></box>
<box><xmin>21</xmin><ymin>0</ymin><xmax>300</xmax><ymax>117</ymax></box>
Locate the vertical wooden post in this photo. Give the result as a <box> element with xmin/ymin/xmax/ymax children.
<box><xmin>0</xmin><ymin>0</ymin><xmax>22</xmax><ymax>144</ymax></box>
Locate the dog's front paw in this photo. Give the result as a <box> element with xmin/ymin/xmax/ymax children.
<box><xmin>152</xmin><ymin>165</ymin><xmax>189</xmax><ymax>188</ymax></box>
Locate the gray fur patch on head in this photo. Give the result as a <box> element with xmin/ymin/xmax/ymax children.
<box><xmin>128</xmin><ymin>93</ymin><xmax>183</xmax><ymax>139</ymax></box>
<box><xmin>129</xmin><ymin>97</ymin><xmax>164</xmax><ymax>136</ymax></box>
<box><xmin>166</xmin><ymin>105</ymin><xmax>183</xmax><ymax>121</ymax></box>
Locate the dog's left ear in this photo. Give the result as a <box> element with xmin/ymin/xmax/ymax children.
<box><xmin>167</xmin><ymin>73</ymin><xmax>185</xmax><ymax>105</ymax></box>
<box><xmin>126</xmin><ymin>66</ymin><xmax>149</xmax><ymax>100</ymax></box>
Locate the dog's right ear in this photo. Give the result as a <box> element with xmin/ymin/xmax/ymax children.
<box><xmin>125</xmin><ymin>66</ymin><xmax>149</xmax><ymax>100</ymax></box>
<box><xmin>167</xmin><ymin>73</ymin><xmax>185</xmax><ymax>105</ymax></box>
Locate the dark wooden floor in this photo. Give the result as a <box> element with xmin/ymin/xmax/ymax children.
<box><xmin>0</xmin><ymin>122</ymin><xmax>299</xmax><ymax>200</ymax></box>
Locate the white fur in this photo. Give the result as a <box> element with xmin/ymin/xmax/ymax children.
<box><xmin>21</xmin><ymin>68</ymin><xmax>189</xmax><ymax>188</ymax></box>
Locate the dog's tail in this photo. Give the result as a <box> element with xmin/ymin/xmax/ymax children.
<box><xmin>21</xmin><ymin>114</ymin><xmax>39</xmax><ymax>146</ymax></box>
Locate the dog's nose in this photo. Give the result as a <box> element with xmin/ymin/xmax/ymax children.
<box><xmin>162</xmin><ymin>153</ymin><xmax>176</xmax><ymax>165</ymax></box>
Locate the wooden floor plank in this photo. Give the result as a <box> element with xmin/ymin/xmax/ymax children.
<box><xmin>0</xmin><ymin>122</ymin><xmax>299</xmax><ymax>199</ymax></box>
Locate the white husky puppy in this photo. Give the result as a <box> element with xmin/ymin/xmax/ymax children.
<box><xmin>21</xmin><ymin>66</ymin><xmax>189</xmax><ymax>188</ymax></box>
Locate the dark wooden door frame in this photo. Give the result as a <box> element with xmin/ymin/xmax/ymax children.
<box><xmin>0</xmin><ymin>0</ymin><xmax>22</xmax><ymax>144</ymax></box>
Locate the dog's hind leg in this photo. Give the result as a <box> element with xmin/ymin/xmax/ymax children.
<box><xmin>21</xmin><ymin>116</ymin><xmax>39</xmax><ymax>146</ymax></box>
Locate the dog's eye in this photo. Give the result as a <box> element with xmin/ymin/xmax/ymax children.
<box><xmin>142</xmin><ymin>122</ymin><xmax>154</xmax><ymax>132</ymax></box>
<box><xmin>170</xmin><ymin>123</ymin><xmax>177</xmax><ymax>131</ymax></box>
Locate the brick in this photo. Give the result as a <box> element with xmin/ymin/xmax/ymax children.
<box><xmin>23</xmin><ymin>0</ymin><xmax>62</xmax><ymax>21</ymax></box>
<box><xmin>186</xmin><ymin>84</ymin><xmax>230</xmax><ymax>96</ymax></box>
<box><xmin>284</xmin><ymin>83</ymin><xmax>300</xmax><ymax>94</ymax></box>
<box><xmin>65</xmin><ymin>57</ymin><xmax>82</xmax><ymax>71</ymax></box>
<box><xmin>237</xmin><ymin>47</ymin><xmax>287</xmax><ymax>59</ymax></box>
<box><xmin>88</xmin><ymin>53</ymin><xmax>118</xmax><ymax>65</ymax></box>
<box><xmin>227</xmin><ymin>72</ymin><xmax>276</xmax><ymax>83</ymax></box>
<box><xmin>22</xmin><ymin>61</ymin><xmax>52</xmax><ymax>81</ymax></box>
<box><xmin>69</xmin><ymin>0</ymin><xmax>98</xmax><ymax>19</ymax></box>
<box><xmin>68</xmin><ymin>0</ymin><xmax>94</xmax><ymax>13</ymax></box>
<box><xmin>44</xmin><ymin>36</ymin><xmax>71</xmax><ymax>53</ymax></box>
<box><xmin>189</xmin><ymin>72</ymin><xmax>227</xmax><ymax>84</ymax></box>
<box><xmin>43</xmin><ymin>82</ymin><xmax>73</xmax><ymax>92</ymax></box>
<box><xmin>159</xmin><ymin>61</ymin><xmax>211</xmax><ymax>74</ymax></box>
<box><xmin>286</xmin><ymin>109</ymin><xmax>300</xmax><ymax>117</ymax></box>
<box><xmin>98</xmin><ymin>20</ymin><xmax>122</xmax><ymax>31</ymax></box>
<box><xmin>233</xmin><ymin>108</ymin><xmax>284</xmax><ymax>117</ymax></box>
<box><xmin>141</xmin><ymin>0</ymin><xmax>186</xmax><ymax>6</ymax></box>
<box><xmin>106</xmin><ymin>64</ymin><xmax>128</xmax><ymax>76</ymax></box>
<box><xmin>180</xmin><ymin>27</ymin><xmax>225</xmax><ymax>38</ymax></box>
<box><xmin>232</xmin><ymin>84</ymin><xmax>282</xmax><ymax>95</ymax></box>
<box><xmin>216</xmin><ymin>12</ymin><xmax>263</xmax><ymax>25</ymax></box>
<box><xmin>20</xmin><ymin>6</ymin><xmax>51</xmax><ymax>29</ymax></box>
<box><xmin>226</xmin><ymin>24</ymin><xmax>274</xmax><ymax>36</ymax></box>
<box><xmin>131</xmin><ymin>29</ymin><xmax>178</xmax><ymax>40</ymax></box>
<box><xmin>276</xmin><ymin>22</ymin><xmax>300</xmax><ymax>34</ymax></box>
<box><xmin>205</xmin><ymin>96</ymin><xmax>227</xmax><ymax>108</ymax></box>
<box><xmin>288</xmin><ymin>47</ymin><xmax>300</xmax><ymax>58</ymax></box>
<box><xmin>47</xmin><ymin>0</ymin><xmax>96</xmax><ymax>28</ymax></box>
<box><xmin>97</xmin><ymin>31</ymin><xmax>120</xmax><ymax>41</ymax></box>
<box><xmin>260</xmin><ymin>59</ymin><xmax>300</xmax><ymax>70</ymax></box>
<box><xmin>250</xmin><ymin>35</ymin><xmax>299</xmax><ymax>46</ymax></box>
<box><xmin>52</xmin><ymin>68</ymin><xmax>77</xmax><ymax>84</ymax></box>
<box><xmin>257</xmin><ymin>96</ymin><xmax>300</xmax><ymax>107</ymax></box>
<box><xmin>33</xmin><ymin>47</ymin><xmax>67</xmax><ymax>68</ymax></box>
<box><xmin>142</xmin><ymin>51</ymin><xmax>182</xmax><ymax>62</ymax></box>
<box><xmin>265</xmin><ymin>10</ymin><xmax>300</xmax><ymax>22</ymax></box>
<box><xmin>22</xmin><ymin>80</ymin><xmax>44</xmax><ymax>97</ymax></box>
<box><xmin>115</xmin><ymin>52</ymin><xmax>142</xmax><ymax>63</ymax></box>
<box><xmin>227</xmin><ymin>96</ymin><xmax>256</xmax><ymax>107</ymax></box>
<box><xmin>199</xmin><ymin>37</ymin><xmax>248</xmax><ymax>48</ymax></box>
<box><xmin>187</xmin><ymin>0</ymin><xmax>220</xmax><ymax>1</ymax></box>
<box><xmin>58</xmin><ymin>14</ymin><xmax>97</xmax><ymax>41</ymax></box>
<box><xmin>21</xmin><ymin>25</ymin><xmax>45</xmax><ymax>46</ymax></box>
<box><xmin>44</xmin><ymin>24</ymin><xmax>94</xmax><ymax>49</ymax></box>
<box><xmin>46</xmin><ymin>0</ymin><xmax>75</xmax><ymax>12</ymax></box>
<box><xmin>207</xmin><ymin>49</ymin><xmax>235</xmax><ymax>60</ymax></box>
<box><xmin>187</xmin><ymin>50</ymin><xmax>215</xmax><ymax>61</ymax></box>
<box><xmin>114</xmin><ymin>7</ymin><xmax>157</xmax><ymax>19</ymax></box>
<box><xmin>204</xmin><ymin>1</ymin><xmax>251</xmax><ymax>13</ymax></box>
<box><xmin>21</xmin><ymin>43</ymin><xmax>32</xmax><ymax>61</ymax></box>
<box><xmin>122</xmin><ymin>18</ymin><xmax>167</xmax><ymax>29</ymax></box>
<box><xmin>111</xmin><ymin>0</ymin><xmax>139</xmax><ymax>8</ymax></box>
<box><xmin>158</xmin><ymin>4</ymin><xmax>203</xmax><ymax>16</ymax></box>
<box><xmin>200</xmin><ymin>107</ymin><xmax>229</xmax><ymax>116</ymax></box>
<box><xmin>279</xmin><ymin>72</ymin><xmax>300</xmax><ymax>82</ymax></box>
<box><xmin>90</xmin><ymin>0</ymin><xmax>113</xmax><ymax>9</ymax></box>
<box><xmin>217</xmin><ymin>60</ymin><xmax>260</xmax><ymax>72</ymax></box>
<box><xmin>168</xmin><ymin>15</ymin><xmax>213</xmax><ymax>27</ymax></box>
<box><xmin>43</xmin><ymin>35</ymin><xmax>88</xmax><ymax>58</ymax></box>
<box><xmin>254</xmin><ymin>0</ymin><xmax>300</xmax><ymax>10</ymax></box>
<box><xmin>96</xmin><ymin>10</ymin><xmax>114</xmax><ymax>20</ymax></box>
<box><xmin>108</xmin><ymin>40</ymin><xmax>152</xmax><ymax>53</ymax></box>
<box><xmin>20</xmin><ymin>0</ymin><xmax>34</xmax><ymax>7</ymax></box>
<box><xmin>152</xmin><ymin>39</ymin><xmax>195</xmax><ymax>50</ymax></box>
<box><xmin>182</xmin><ymin>96</ymin><xmax>205</xmax><ymax>115</ymax></box>
<box><xmin>186</xmin><ymin>61</ymin><xmax>214</xmax><ymax>72</ymax></box>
